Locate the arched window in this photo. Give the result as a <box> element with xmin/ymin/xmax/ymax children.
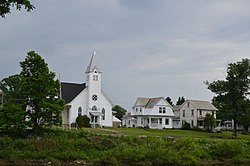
<box><xmin>102</xmin><ymin>108</ymin><xmax>105</xmax><ymax>120</ymax></box>
<box><xmin>92</xmin><ymin>106</ymin><xmax>97</xmax><ymax>111</ymax></box>
<box><xmin>78</xmin><ymin>107</ymin><xmax>82</xmax><ymax>115</ymax></box>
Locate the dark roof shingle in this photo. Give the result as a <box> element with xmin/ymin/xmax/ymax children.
<box><xmin>61</xmin><ymin>82</ymin><xmax>86</xmax><ymax>104</ymax></box>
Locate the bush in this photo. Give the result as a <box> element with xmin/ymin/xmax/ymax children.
<box><xmin>181</xmin><ymin>122</ymin><xmax>191</xmax><ymax>130</ymax></box>
<box><xmin>76</xmin><ymin>115</ymin><xmax>91</xmax><ymax>128</ymax></box>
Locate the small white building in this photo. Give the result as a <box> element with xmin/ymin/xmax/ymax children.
<box><xmin>174</xmin><ymin>99</ymin><xmax>218</xmax><ymax>128</ymax></box>
<box><xmin>123</xmin><ymin>97</ymin><xmax>175</xmax><ymax>129</ymax></box>
<box><xmin>61</xmin><ymin>51</ymin><xmax>114</xmax><ymax>128</ymax></box>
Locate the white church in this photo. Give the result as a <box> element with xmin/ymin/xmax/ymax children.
<box><xmin>61</xmin><ymin>51</ymin><xmax>116</xmax><ymax>128</ymax></box>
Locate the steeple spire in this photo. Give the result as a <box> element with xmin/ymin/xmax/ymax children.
<box><xmin>85</xmin><ymin>50</ymin><xmax>102</xmax><ymax>73</ymax></box>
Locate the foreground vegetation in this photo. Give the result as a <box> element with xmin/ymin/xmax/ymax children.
<box><xmin>1</xmin><ymin>128</ymin><xmax>250</xmax><ymax>165</ymax></box>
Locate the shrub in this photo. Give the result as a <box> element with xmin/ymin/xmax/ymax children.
<box><xmin>181</xmin><ymin>121</ymin><xmax>191</xmax><ymax>130</ymax></box>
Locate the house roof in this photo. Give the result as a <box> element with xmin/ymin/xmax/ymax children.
<box><xmin>172</xmin><ymin>105</ymin><xmax>180</xmax><ymax>111</ymax></box>
<box><xmin>61</xmin><ymin>82</ymin><xmax>86</xmax><ymax>104</ymax></box>
<box><xmin>113</xmin><ymin>116</ymin><xmax>121</xmax><ymax>122</ymax></box>
<box><xmin>185</xmin><ymin>99</ymin><xmax>218</xmax><ymax>111</ymax></box>
<box><xmin>135</xmin><ymin>97</ymin><xmax>165</xmax><ymax>108</ymax></box>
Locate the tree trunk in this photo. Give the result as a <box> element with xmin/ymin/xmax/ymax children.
<box><xmin>233</xmin><ymin>118</ymin><xmax>237</xmax><ymax>139</ymax></box>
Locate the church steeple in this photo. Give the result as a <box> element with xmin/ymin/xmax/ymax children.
<box><xmin>85</xmin><ymin>50</ymin><xmax>102</xmax><ymax>73</ymax></box>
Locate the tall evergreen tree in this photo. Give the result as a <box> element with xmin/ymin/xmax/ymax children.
<box><xmin>19</xmin><ymin>51</ymin><xmax>64</xmax><ymax>131</ymax></box>
<box><xmin>205</xmin><ymin>58</ymin><xmax>250</xmax><ymax>138</ymax></box>
<box><xmin>166</xmin><ymin>97</ymin><xmax>173</xmax><ymax>106</ymax></box>
<box><xmin>176</xmin><ymin>96</ymin><xmax>185</xmax><ymax>105</ymax></box>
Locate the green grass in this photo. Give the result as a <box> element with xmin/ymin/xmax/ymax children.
<box><xmin>80</xmin><ymin>127</ymin><xmax>250</xmax><ymax>140</ymax></box>
<box><xmin>1</xmin><ymin>128</ymin><xmax>250</xmax><ymax>165</ymax></box>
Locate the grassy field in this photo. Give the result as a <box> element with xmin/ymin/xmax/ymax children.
<box><xmin>1</xmin><ymin>128</ymin><xmax>250</xmax><ymax>165</ymax></box>
<box><xmin>80</xmin><ymin>127</ymin><xmax>250</xmax><ymax>140</ymax></box>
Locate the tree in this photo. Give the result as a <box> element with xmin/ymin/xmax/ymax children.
<box><xmin>237</xmin><ymin>102</ymin><xmax>250</xmax><ymax>132</ymax></box>
<box><xmin>0</xmin><ymin>103</ymin><xmax>26</xmax><ymax>137</ymax></box>
<box><xmin>0</xmin><ymin>0</ymin><xmax>34</xmax><ymax>18</ymax></box>
<box><xmin>19</xmin><ymin>51</ymin><xmax>64</xmax><ymax>131</ymax></box>
<box><xmin>112</xmin><ymin>105</ymin><xmax>127</xmax><ymax>120</ymax></box>
<box><xmin>204</xmin><ymin>113</ymin><xmax>216</xmax><ymax>131</ymax></box>
<box><xmin>0</xmin><ymin>74</ymin><xmax>22</xmax><ymax>104</ymax></box>
<box><xmin>176</xmin><ymin>96</ymin><xmax>185</xmax><ymax>105</ymax></box>
<box><xmin>205</xmin><ymin>58</ymin><xmax>250</xmax><ymax>138</ymax></box>
<box><xmin>166</xmin><ymin>97</ymin><xmax>173</xmax><ymax>106</ymax></box>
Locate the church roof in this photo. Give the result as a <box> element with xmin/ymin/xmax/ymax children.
<box><xmin>85</xmin><ymin>51</ymin><xmax>102</xmax><ymax>73</ymax></box>
<box><xmin>61</xmin><ymin>82</ymin><xmax>86</xmax><ymax>104</ymax></box>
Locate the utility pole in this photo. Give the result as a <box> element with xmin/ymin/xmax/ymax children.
<box><xmin>0</xmin><ymin>89</ymin><xmax>3</xmax><ymax>108</ymax></box>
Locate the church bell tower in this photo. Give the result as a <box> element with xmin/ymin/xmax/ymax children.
<box><xmin>85</xmin><ymin>51</ymin><xmax>102</xmax><ymax>112</ymax></box>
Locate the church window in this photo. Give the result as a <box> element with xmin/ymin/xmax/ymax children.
<box><xmin>92</xmin><ymin>106</ymin><xmax>97</xmax><ymax>111</ymax></box>
<box><xmin>92</xmin><ymin>94</ymin><xmax>98</xmax><ymax>101</ymax></box>
<box><xmin>93</xmin><ymin>75</ymin><xmax>98</xmax><ymax>81</ymax></box>
<box><xmin>102</xmin><ymin>108</ymin><xmax>105</xmax><ymax>120</ymax></box>
<box><xmin>78</xmin><ymin>107</ymin><xmax>82</xmax><ymax>115</ymax></box>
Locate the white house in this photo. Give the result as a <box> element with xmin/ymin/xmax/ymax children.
<box><xmin>123</xmin><ymin>97</ymin><xmax>175</xmax><ymax>129</ymax></box>
<box><xmin>174</xmin><ymin>99</ymin><xmax>218</xmax><ymax>128</ymax></box>
<box><xmin>61</xmin><ymin>51</ymin><xmax>114</xmax><ymax>128</ymax></box>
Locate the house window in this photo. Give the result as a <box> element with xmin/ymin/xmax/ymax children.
<box><xmin>159</xmin><ymin>119</ymin><xmax>162</xmax><ymax>124</ymax></box>
<box><xmin>199</xmin><ymin>110</ymin><xmax>202</xmax><ymax>116</ymax></box>
<box><xmin>102</xmin><ymin>108</ymin><xmax>105</xmax><ymax>120</ymax></box>
<box><xmin>165</xmin><ymin>119</ymin><xmax>169</xmax><ymax>125</ymax></box>
<box><xmin>135</xmin><ymin>108</ymin><xmax>138</xmax><ymax>112</ymax></box>
<box><xmin>183</xmin><ymin>110</ymin><xmax>185</xmax><ymax>117</ymax></box>
<box><xmin>78</xmin><ymin>107</ymin><xmax>82</xmax><ymax>115</ymax></box>
<box><xmin>92</xmin><ymin>106</ymin><xmax>97</xmax><ymax>111</ymax></box>
<box><xmin>163</xmin><ymin>107</ymin><xmax>166</xmax><ymax>113</ymax></box>
<box><xmin>212</xmin><ymin>111</ymin><xmax>214</xmax><ymax>116</ymax></box>
<box><xmin>159</xmin><ymin>107</ymin><xmax>162</xmax><ymax>113</ymax></box>
<box><xmin>187</xmin><ymin>102</ymin><xmax>190</xmax><ymax>108</ymax></box>
<box><xmin>140</xmin><ymin>108</ymin><xmax>142</xmax><ymax>112</ymax></box>
<box><xmin>191</xmin><ymin>109</ymin><xmax>194</xmax><ymax>116</ymax></box>
<box><xmin>191</xmin><ymin>120</ymin><xmax>194</xmax><ymax>127</ymax></box>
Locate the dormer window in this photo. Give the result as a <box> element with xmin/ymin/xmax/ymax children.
<box><xmin>163</xmin><ymin>107</ymin><xmax>166</xmax><ymax>113</ymax></box>
<box><xmin>94</xmin><ymin>71</ymin><xmax>97</xmax><ymax>73</ymax></box>
<box><xmin>159</xmin><ymin>107</ymin><xmax>162</xmax><ymax>113</ymax></box>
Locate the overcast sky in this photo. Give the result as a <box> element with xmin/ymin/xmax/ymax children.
<box><xmin>1</xmin><ymin>0</ymin><xmax>250</xmax><ymax>110</ymax></box>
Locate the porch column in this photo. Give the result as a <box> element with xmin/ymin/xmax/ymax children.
<box><xmin>149</xmin><ymin>117</ymin><xmax>151</xmax><ymax>128</ymax></box>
